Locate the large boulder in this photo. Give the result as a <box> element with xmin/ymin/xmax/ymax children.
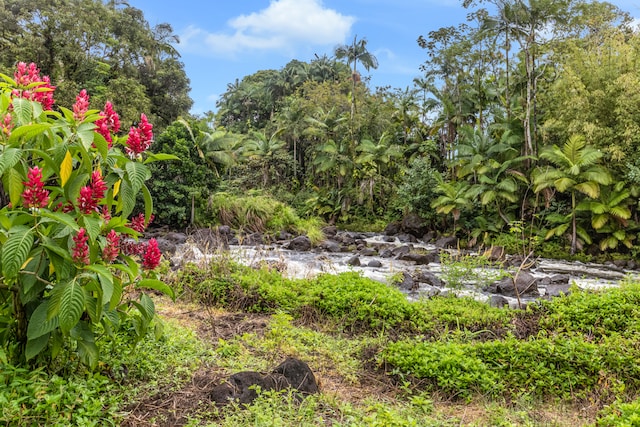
<box><xmin>414</xmin><ymin>270</ymin><xmax>443</xmax><ymax>287</ymax></box>
<box><xmin>383</xmin><ymin>221</ymin><xmax>401</xmax><ymax>236</ymax></box>
<box><xmin>401</xmin><ymin>213</ymin><xmax>429</xmax><ymax>238</ymax></box>
<box><xmin>397</xmin><ymin>252</ymin><xmax>437</xmax><ymax>265</ymax></box>
<box><xmin>210</xmin><ymin>358</ymin><xmax>318</xmax><ymax>406</ymax></box>
<box><xmin>495</xmin><ymin>270</ymin><xmax>539</xmax><ymax>297</ymax></box>
<box><xmin>286</xmin><ymin>235</ymin><xmax>312</xmax><ymax>251</ymax></box>
<box><xmin>434</xmin><ymin>236</ymin><xmax>458</xmax><ymax>249</ymax></box>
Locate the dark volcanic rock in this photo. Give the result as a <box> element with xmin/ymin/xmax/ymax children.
<box><xmin>379</xmin><ymin>249</ymin><xmax>394</xmax><ymax>258</ymax></box>
<box><xmin>384</xmin><ymin>221</ymin><xmax>401</xmax><ymax>236</ymax></box>
<box><xmin>286</xmin><ymin>235</ymin><xmax>312</xmax><ymax>251</ymax></box>
<box><xmin>347</xmin><ymin>256</ymin><xmax>361</xmax><ymax>266</ymax></box>
<box><xmin>490</xmin><ymin>295</ymin><xmax>510</xmax><ymax>308</ymax></box>
<box><xmin>397</xmin><ymin>252</ymin><xmax>438</xmax><ymax>265</ymax></box>
<box><xmin>496</xmin><ymin>270</ymin><xmax>539</xmax><ymax>297</ymax></box>
<box><xmin>414</xmin><ymin>270</ymin><xmax>443</xmax><ymax>287</ymax></box>
<box><xmin>396</xmin><ymin>272</ymin><xmax>417</xmax><ymax>291</ymax></box>
<box><xmin>318</xmin><ymin>239</ymin><xmax>341</xmax><ymax>253</ymax></box>
<box><xmin>434</xmin><ymin>236</ymin><xmax>458</xmax><ymax>249</ymax></box>
<box><xmin>397</xmin><ymin>233</ymin><xmax>418</xmax><ymax>243</ymax></box>
<box><xmin>391</xmin><ymin>245</ymin><xmax>411</xmax><ymax>257</ymax></box>
<box><xmin>164</xmin><ymin>232</ymin><xmax>188</xmax><ymax>244</ymax></box>
<box><xmin>210</xmin><ymin>358</ymin><xmax>318</xmax><ymax>406</ymax></box>
<box><xmin>368</xmin><ymin>259</ymin><xmax>383</xmax><ymax>268</ymax></box>
<box><xmin>401</xmin><ymin>213</ymin><xmax>429</xmax><ymax>238</ymax></box>
<box><xmin>360</xmin><ymin>247</ymin><xmax>377</xmax><ymax>257</ymax></box>
<box><xmin>155</xmin><ymin>237</ymin><xmax>176</xmax><ymax>255</ymax></box>
<box><xmin>321</xmin><ymin>225</ymin><xmax>338</xmax><ymax>238</ymax></box>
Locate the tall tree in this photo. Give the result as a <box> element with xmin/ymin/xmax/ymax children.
<box><xmin>334</xmin><ymin>35</ymin><xmax>379</xmax><ymax>120</ymax></box>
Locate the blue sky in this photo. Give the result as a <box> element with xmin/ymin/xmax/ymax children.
<box><xmin>128</xmin><ymin>0</ymin><xmax>640</xmax><ymax>115</ymax></box>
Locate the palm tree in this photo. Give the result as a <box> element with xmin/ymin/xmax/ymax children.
<box><xmin>533</xmin><ymin>134</ymin><xmax>612</xmax><ymax>254</ymax></box>
<box><xmin>577</xmin><ymin>181</ymin><xmax>634</xmax><ymax>251</ymax></box>
<box><xmin>243</xmin><ymin>129</ymin><xmax>287</xmax><ymax>187</ymax></box>
<box><xmin>334</xmin><ymin>35</ymin><xmax>379</xmax><ymax>119</ymax></box>
<box><xmin>431</xmin><ymin>176</ymin><xmax>474</xmax><ymax>233</ymax></box>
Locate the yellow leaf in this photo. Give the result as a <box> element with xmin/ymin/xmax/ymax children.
<box><xmin>60</xmin><ymin>151</ymin><xmax>72</xmax><ymax>186</ymax></box>
<box><xmin>49</xmin><ymin>262</ymin><xmax>55</xmax><ymax>275</ymax></box>
<box><xmin>113</xmin><ymin>180</ymin><xmax>121</xmax><ymax>197</ymax></box>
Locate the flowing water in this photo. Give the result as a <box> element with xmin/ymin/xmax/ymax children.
<box><xmin>171</xmin><ymin>234</ymin><xmax>637</xmax><ymax>308</ymax></box>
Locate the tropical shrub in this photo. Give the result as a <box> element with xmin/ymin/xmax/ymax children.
<box><xmin>0</xmin><ymin>63</ymin><xmax>173</xmax><ymax>368</ymax></box>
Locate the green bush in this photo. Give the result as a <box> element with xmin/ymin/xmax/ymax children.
<box><xmin>537</xmin><ymin>281</ymin><xmax>640</xmax><ymax>338</ymax></box>
<box><xmin>383</xmin><ymin>340</ymin><xmax>502</xmax><ymax>399</ymax></box>
<box><xmin>411</xmin><ymin>295</ymin><xmax>514</xmax><ymax>333</ymax></box>
<box><xmin>384</xmin><ymin>334</ymin><xmax>640</xmax><ymax>400</ymax></box>
<box><xmin>596</xmin><ymin>397</ymin><xmax>640</xmax><ymax>426</ymax></box>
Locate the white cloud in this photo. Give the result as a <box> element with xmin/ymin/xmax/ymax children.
<box><xmin>180</xmin><ymin>0</ymin><xmax>355</xmax><ymax>57</ymax></box>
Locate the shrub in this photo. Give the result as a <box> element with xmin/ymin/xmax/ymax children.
<box><xmin>384</xmin><ymin>334</ymin><xmax>640</xmax><ymax>400</ymax></box>
<box><xmin>596</xmin><ymin>397</ymin><xmax>640</xmax><ymax>426</ymax></box>
<box><xmin>536</xmin><ymin>281</ymin><xmax>640</xmax><ymax>339</ymax></box>
<box><xmin>0</xmin><ymin>63</ymin><xmax>173</xmax><ymax>368</ymax></box>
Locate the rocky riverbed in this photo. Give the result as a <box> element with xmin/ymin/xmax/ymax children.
<box><xmin>149</xmin><ymin>225</ymin><xmax>640</xmax><ymax>309</ymax></box>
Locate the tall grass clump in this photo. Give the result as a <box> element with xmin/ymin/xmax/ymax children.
<box><xmin>207</xmin><ymin>192</ymin><xmax>324</xmax><ymax>241</ymax></box>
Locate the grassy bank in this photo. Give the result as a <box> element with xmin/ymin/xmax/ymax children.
<box><xmin>2</xmin><ymin>259</ymin><xmax>640</xmax><ymax>426</ymax></box>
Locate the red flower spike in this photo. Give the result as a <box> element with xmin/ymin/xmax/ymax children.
<box><xmin>95</xmin><ymin>101</ymin><xmax>120</xmax><ymax>146</ymax></box>
<box><xmin>91</xmin><ymin>170</ymin><xmax>107</xmax><ymax>201</ymax></box>
<box><xmin>77</xmin><ymin>186</ymin><xmax>98</xmax><ymax>214</ymax></box>
<box><xmin>124</xmin><ymin>114</ymin><xmax>153</xmax><ymax>158</ymax></box>
<box><xmin>73</xmin><ymin>89</ymin><xmax>90</xmax><ymax>121</ymax></box>
<box><xmin>102</xmin><ymin>229</ymin><xmax>120</xmax><ymax>263</ymax></box>
<box><xmin>12</xmin><ymin>62</ymin><xmax>55</xmax><ymax>110</ymax></box>
<box><xmin>142</xmin><ymin>238</ymin><xmax>161</xmax><ymax>270</ymax></box>
<box><xmin>72</xmin><ymin>228</ymin><xmax>90</xmax><ymax>265</ymax></box>
<box><xmin>129</xmin><ymin>213</ymin><xmax>153</xmax><ymax>233</ymax></box>
<box><xmin>22</xmin><ymin>166</ymin><xmax>50</xmax><ymax>209</ymax></box>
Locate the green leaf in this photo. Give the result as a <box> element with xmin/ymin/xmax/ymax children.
<box><xmin>27</xmin><ymin>300</ymin><xmax>59</xmax><ymax>339</ymax></box>
<box><xmin>80</xmin><ymin>215</ymin><xmax>101</xmax><ymax>242</ymax></box>
<box><xmin>39</xmin><ymin>211</ymin><xmax>80</xmax><ymax>232</ymax></box>
<box><xmin>5</xmin><ymin>168</ymin><xmax>24</xmax><ymax>207</ymax></box>
<box><xmin>8</xmin><ymin>123</ymin><xmax>53</xmax><ymax>145</ymax></box>
<box><xmin>143</xmin><ymin>152</ymin><xmax>180</xmax><ymax>164</ymax></box>
<box><xmin>1</xmin><ymin>227</ymin><xmax>34</xmax><ymax>280</ymax></box>
<box><xmin>11</xmin><ymin>98</ymin><xmax>33</xmax><ymax>125</ymax></box>
<box><xmin>0</xmin><ymin>147</ymin><xmax>22</xmax><ymax>177</ymax></box>
<box><xmin>137</xmin><ymin>278</ymin><xmax>175</xmax><ymax>300</ymax></box>
<box><xmin>118</xmin><ymin>179</ymin><xmax>136</xmax><ymax>218</ymax></box>
<box><xmin>25</xmin><ymin>334</ymin><xmax>50</xmax><ymax>361</ymax></box>
<box><xmin>132</xmin><ymin>293</ymin><xmax>155</xmax><ymax>321</ymax></box>
<box><xmin>77</xmin><ymin>122</ymin><xmax>96</xmax><ymax>150</ymax></box>
<box><xmin>125</xmin><ymin>161</ymin><xmax>150</xmax><ymax>193</ymax></box>
<box><xmin>85</xmin><ymin>264</ymin><xmax>114</xmax><ymax>305</ymax></box>
<box><xmin>141</xmin><ymin>184</ymin><xmax>153</xmax><ymax>224</ymax></box>
<box><xmin>70</xmin><ymin>321</ymin><xmax>98</xmax><ymax>369</ymax></box>
<box><xmin>93</xmin><ymin>132</ymin><xmax>109</xmax><ymax>160</ymax></box>
<box><xmin>51</xmin><ymin>279</ymin><xmax>86</xmax><ymax>333</ymax></box>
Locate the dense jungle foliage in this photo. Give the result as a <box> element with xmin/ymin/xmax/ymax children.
<box><xmin>3</xmin><ymin>0</ymin><xmax>640</xmax><ymax>425</ymax></box>
<box><xmin>5</xmin><ymin>0</ymin><xmax>640</xmax><ymax>259</ymax></box>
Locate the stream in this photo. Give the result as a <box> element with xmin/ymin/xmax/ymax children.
<box><xmin>170</xmin><ymin>232</ymin><xmax>639</xmax><ymax>309</ymax></box>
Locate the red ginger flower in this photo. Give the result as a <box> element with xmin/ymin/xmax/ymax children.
<box><xmin>125</xmin><ymin>114</ymin><xmax>153</xmax><ymax>158</ymax></box>
<box><xmin>72</xmin><ymin>228</ymin><xmax>90</xmax><ymax>265</ymax></box>
<box><xmin>12</xmin><ymin>62</ymin><xmax>55</xmax><ymax>110</ymax></box>
<box><xmin>73</xmin><ymin>89</ymin><xmax>90</xmax><ymax>121</ymax></box>
<box><xmin>95</xmin><ymin>101</ymin><xmax>120</xmax><ymax>146</ymax></box>
<box><xmin>77</xmin><ymin>170</ymin><xmax>108</xmax><ymax>214</ymax></box>
<box><xmin>142</xmin><ymin>238</ymin><xmax>161</xmax><ymax>270</ymax></box>
<box><xmin>129</xmin><ymin>213</ymin><xmax>153</xmax><ymax>233</ymax></box>
<box><xmin>2</xmin><ymin>113</ymin><xmax>13</xmax><ymax>137</ymax></box>
<box><xmin>91</xmin><ymin>170</ymin><xmax>107</xmax><ymax>201</ymax></box>
<box><xmin>102</xmin><ymin>229</ymin><xmax>120</xmax><ymax>263</ymax></box>
<box><xmin>22</xmin><ymin>166</ymin><xmax>50</xmax><ymax>209</ymax></box>
<box><xmin>77</xmin><ymin>186</ymin><xmax>97</xmax><ymax>214</ymax></box>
